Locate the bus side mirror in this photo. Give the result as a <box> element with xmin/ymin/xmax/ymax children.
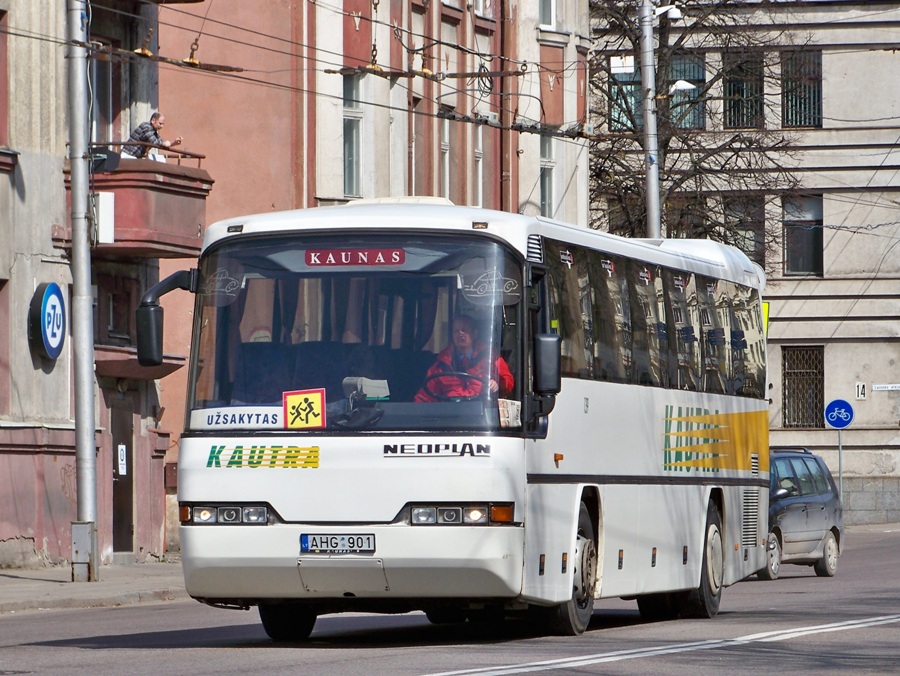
<box><xmin>529</xmin><ymin>333</ymin><xmax>560</xmax><ymax>423</ymax></box>
<box><xmin>534</xmin><ymin>333</ymin><xmax>561</xmax><ymax>395</ymax></box>
<box><xmin>136</xmin><ymin>269</ymin><xmax>197</xmax><ymax>367</ymax></box>
<box><xmin>136</xmin><ymin>304</ymin><xmax>164</xmax><ymax>366</ymax></box>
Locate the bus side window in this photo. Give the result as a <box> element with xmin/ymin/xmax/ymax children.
<box><xmin>546</xmin><ymin>241</ymin><xmax>591</xmax><ymax>379</ymax></box>
<box><xmin>589</xmin><ymin>252</ymin><xmax>629</xmax><ymax>383</ymax></box>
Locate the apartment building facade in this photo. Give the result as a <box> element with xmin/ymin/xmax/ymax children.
<box><xmin>0</xmin><ymin>0</ymin><xmax>212</xmax><ymax>567</ymax></box>
<box><xmin>593</xmin><ymin>0</ymin><xmax>900</xmax><ymax>524</ymax></box>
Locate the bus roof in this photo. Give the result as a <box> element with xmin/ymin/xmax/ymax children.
<box><xmin>201</xmin><ymin>201</ymin><xmax>764</xmax><ymax>290</ymax></box>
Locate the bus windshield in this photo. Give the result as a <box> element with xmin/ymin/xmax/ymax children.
<box><xmin>186</xmin><ymin>233</ymin><xmax>524</xmax><ymax>433</ymax></box>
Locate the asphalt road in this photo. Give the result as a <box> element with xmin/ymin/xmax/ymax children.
<box><xmin>2</xmin><ymin>526</ymin><xmax>898</xmax><ymax>675</ymax></box>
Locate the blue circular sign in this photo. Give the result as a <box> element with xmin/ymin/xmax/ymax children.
<box><xmin>824</xmin><ymin>399</ymin><xmax>854</xmax><ymax>429</ymax></box>
<box><xmin>29</xmin><ymin>283</ymin><xmax>66</xmax><ymax>361</ymax></box>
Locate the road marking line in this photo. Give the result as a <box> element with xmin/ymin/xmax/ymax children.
<box><xmin>424</xmin><ymin>614</ymin><xmax>900</xmax><ymax>676</ymax></box>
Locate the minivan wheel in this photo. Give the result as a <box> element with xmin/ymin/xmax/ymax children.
<box><xmin>758</xmin><ymin>532</ymin><xmax>781</xmax><ymax>581</ymax></box>
<box><xmin>814</xmin><ymin>531</ymin><xmax>838</xmax><ymax>577</ymax></box>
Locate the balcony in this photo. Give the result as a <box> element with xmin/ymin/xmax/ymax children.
<box><xmin>61</xmin><ymin>147</ymin><xmax>214</xmax><ymax>259</ymax></box>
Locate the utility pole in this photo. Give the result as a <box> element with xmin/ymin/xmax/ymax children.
<box><xmin>639</xmin><ymin>0</ymin><xmax>662</xmax><ymax>239</ymax></box>
<box><xmin>67</xmin><ymin>0</ymin><xmax>99</xmax><ymax>582</ymax></box>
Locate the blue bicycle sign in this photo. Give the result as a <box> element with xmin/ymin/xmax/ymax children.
<box><xmin>824</xmin><ymin>399</ymin><xmax>854</xmax><ymax>429</ymax></box>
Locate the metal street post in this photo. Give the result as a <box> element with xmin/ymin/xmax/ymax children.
<box><xmin>639</xmin><ymin>0</ymin><xmax>662</xmax><ymax>239</ymax></box>
<box><xmin>67</xmin><ymin>0</ymin><xmax>99</xmax><ymax>582</ymax></box>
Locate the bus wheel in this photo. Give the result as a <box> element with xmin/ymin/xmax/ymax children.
<box><xmin>547</xmin><ymin>503</ymin><xmax>597</xmax><ymax>635</ymax></box>
<box><xmin>683</xmin><ymin>501</ymin><xmax>724</xmax><ymax>619</ymax></box>
<box><xmin>258</xmin><ymin>603</ymin><xmax>317</xmax><ymax>642</ymax></box>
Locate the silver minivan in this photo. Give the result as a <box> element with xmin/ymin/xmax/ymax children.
<box><xmin>758</xmin><ymin>447</ymin><xmax>844</xmax><ymax>580</ymax></box>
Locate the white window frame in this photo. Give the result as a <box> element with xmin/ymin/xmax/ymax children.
<box><xmin>90</xmin><ymin>40</ymin><xmax>114</xmax><ymax>144</ymax></box>
<box><xmin>539</xmin><ymin>0</ymin><xmax>556</xmax><ymax>30</ymax></box>
<box><xmin>540</xmin><ymin>135</ymin><xmax>555</xmax><ymax>217</ymax></box>
<box><xmin>473</xmin><ymin>124</ymin><xmax>484</xmax><ymax>207</ymax></box>
<box><xmin>473</xmin><ymin>0</ymin><xmax>492</xmax><ymax>18</ymax></box>
<box><xmin>343</xmin><ymin>74</ymin><xmax>363</xmax><ymax>198</ymax></box>
<box><xmin>440</xmin><ymin>116</ymin><xmax>451</xmax><ymax>199</ymax></box>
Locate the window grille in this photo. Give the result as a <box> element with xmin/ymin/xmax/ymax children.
<box><xmin>782</xmin><ymin>51</ymin><xmax>822</xmax><ymax>128</ymax></box>
<box><xmin>782</xmin><ymin>346</ymin><xmax>824</xmax><ymax>428</ymax></box>
<box><xmin>724</xmin><ymin>52</ymin><xmax>764</xmax><ymax>129</ymax></box>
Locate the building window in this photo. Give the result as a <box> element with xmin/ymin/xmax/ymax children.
<box><xmin>539</xmin><ymin>0</ymin><xmax>556</xmax><ymax>29</ymax></box>
<box><xmin>343</xmin><ymin>74</ymin><xmax>362</xmax><ymax>197</ymax></box>
<box><xmin>473</xmin><ymin>124</ymin><xmax>484</xmax><ymax>207</ymax></box>
<box><xmin>724</xmin><ymin>196</ymin><xmax>765</xmax><ymax>266</ymax></box>
<box><xmin>609</xmin><ymin>54</ymin><xmax>704</xmax><ymax>131</ymax></box>
<box><xmin>440</xmin><ymin>114</ymin><xmax>450</xmax><ymax>199</ymax></box>
<box><xmin>540</xmin><ymin>135</ymin><xmax>555</xmax><ymax>217</ymax></box>
<box><xmin>90</xmin><ymin>43</ymin><xmax>114</xmax><ymax>144</ymax></box>
<box><xmin>473</xmin><ymin>0</ymin><xmax>492</xmax><ymax>18</ymax></box>
<box><xmin>782</xmin><ymin>346</ymin><xmax>824</xmax><ymax>429</ymax></box>
<box><xmin>669</xmin><ymin>53</ymin><xmax>705</xmax><ymax>130</ymax></box>
<box><xmin>0</xmin><ymin>11</ymin><xmax>8</xmax><ymax>147</ymax></box>
<box><xmin>782</xmin><ymin>51</ymin><xmax>822</xmax><ymax>128</ymax></box>
<box><xmin>724</xmin><ymin>52</ymin><xmax>764</xmax><ymax>129</ymax></box>
<box><xmin>783</xmin><ymin>196</ymin><xmax>823</xmax><ymax>276</ymax></box>
<box><xmin>666</xmin><ymin>196</ymin><xmax>707</xmax><ymax>239</ymax></box>
<box><xmin>609</xmin><ymin>57</ymin><xmax>641</xmax><ymax>132</ymax></box>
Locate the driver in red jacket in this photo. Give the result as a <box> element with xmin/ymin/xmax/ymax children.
<box><xmin>415</xmin><ymin>314</ymin><xmax>514</xmax><ymax>402</ymax></box>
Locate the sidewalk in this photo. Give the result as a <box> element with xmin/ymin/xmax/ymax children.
<box><xmin>0</xmin><ymin>558</ymin><xmax>188</xmax><ymax>615</ymax></box>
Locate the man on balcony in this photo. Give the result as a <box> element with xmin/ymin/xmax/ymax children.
<box><xmin>121</xmin><ymin>112</ymin><xmax>183</xmax><ymax>160</ymax></box>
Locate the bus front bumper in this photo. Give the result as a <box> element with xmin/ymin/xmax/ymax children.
<box><xmin>180</xmin><ymin>524</ymin><xmax>525</xmax><ymax>603</ymax></box>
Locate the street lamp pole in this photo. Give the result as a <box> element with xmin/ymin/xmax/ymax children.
<box><xmin>639</xmin><ymin>0</ymin><xmax>662</xmax><ymax>239</ymax></box>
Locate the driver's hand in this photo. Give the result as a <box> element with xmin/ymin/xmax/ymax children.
<box><xmin>488</xmin><ymin>378</ymin><xmax>499</xmax><ymax>393</ymax></box>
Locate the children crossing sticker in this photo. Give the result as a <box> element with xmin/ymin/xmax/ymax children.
<box><xmin>283</xmin><ymin>389</ymin><xmax>326</xmax><ymax>429</ymax></box>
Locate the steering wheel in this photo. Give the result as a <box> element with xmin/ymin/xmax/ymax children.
<box><xmin>421</xmin><ymin>371</ymin><xmax>488</xmax><ymax>402</ymax></box>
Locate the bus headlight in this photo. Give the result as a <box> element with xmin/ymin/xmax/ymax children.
<box><xmin>409</xmin><ymin>504</ymin><xmax>512</xmax><ymax>525</ymax></box>
<box><xmin>411</xmin><ymin>507</ymin><xmax>437</xmax><ymax>524</ymax></box>
<box><xmin>181</xmin><ymin>503</ymin><xmax>269</xmax><ymax>525</ymax></box>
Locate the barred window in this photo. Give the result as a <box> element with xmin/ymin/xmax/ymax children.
<box><xmin>782</xmin><ymin>346</ymin><xmax>824</xmax><ymax>428</ymax></box>
<box><xmin>724</xmin><ymin>52</ymin><xmax>764</xmax><ymax>129</ymax></box>
<box><xmin>782</xmin><ymin>51</ymin><xmax>822</xmax><ymax>128</ymax></box>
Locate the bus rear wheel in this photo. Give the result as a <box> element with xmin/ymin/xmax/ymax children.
<box><xmin>546</xmin><ymin>502</ymin><xmax>597</xmax><ymax>635</ymax></box>
<box><xmin>258</xmin><ymin>603</ymin><xmax>317</xmax><ymax>642</ymax></box>
<box><xmin>683</xmin><ymin>501</ymin><xmax>724</xmax><ymax>619</ymax></box>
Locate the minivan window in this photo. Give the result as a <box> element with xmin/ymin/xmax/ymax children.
<box><xmin>789</xmin><ymin>457</ymin><xmax>816</xmax><ymax>495</ymax></box>
<box><xmin>803</xmin><ymin>457</ymin><xmax>830</xmax><ymax>494</ymax></box>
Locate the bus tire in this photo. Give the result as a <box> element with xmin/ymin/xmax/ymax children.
<box><xmin>683</xmin><ymin>501</ymin><xmax>724</xmax><ymax>619</ymax></box>
<box><xmin>258</xmin><ymin>603</ymin><xmax>317</xmax><ymax>642</ymax></box>
<box><xmin>547</xmin><ymin>502</ymin><xmax>597</xmax><ymax>635</ymax></box>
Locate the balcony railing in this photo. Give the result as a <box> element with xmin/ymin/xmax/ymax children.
<box><xmin>61</xmin><ymin>144</ymin><xmax>214</xmax><ymax>259</ymax></box>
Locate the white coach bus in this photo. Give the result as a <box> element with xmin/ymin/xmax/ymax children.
<box><xmin>137</xmin><ymin>200</ymin><xmax>769</xmax><ymax>640</ymax></box>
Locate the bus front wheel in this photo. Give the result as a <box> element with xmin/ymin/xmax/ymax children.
<box><xmin>546</xmin><ymin>502</ymin><xmax>597</xmax><ymax>635</ymax></box>
<box><xmin>258</xmin><ymin>603</ymin><xmax>317</xmax><ymax>642</ymax></box>
<box><xmin>683</xmin><ymin>501</ymin><xmax>724</xmax><ymax>618</ymax></box>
